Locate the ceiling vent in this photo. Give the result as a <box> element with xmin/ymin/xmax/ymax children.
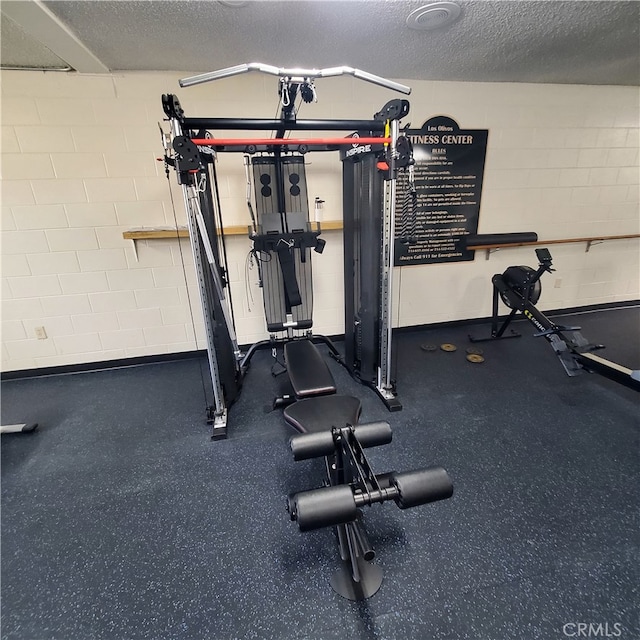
<box><xmin>406</xmin><ymin>2</ymin><xmax>462</xmax><ymax>31</ymax></box>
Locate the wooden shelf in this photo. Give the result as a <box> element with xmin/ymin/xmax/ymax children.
<box><xmin>470</xmin><ymin>233</ymin><xmax>640</xmax><ymax>258</ymax></box>
<box><xmin>123</xmin><ymin>228</ymin><xmax>189</xmax><ymax>240</ymax></box>
<box><xmin>469</xmin><ymin>233</ymin><xmax>640</xmax><ymax>251</ymax></box>
<box><xmin>123</xmin><ymin>227</ymin><xmax>638</xmax><ymax>262</ymax></box>
<box><xmin>122</xmin><ymin>220</ymin><xmax>344</xmax><ymax>241</ymax></box>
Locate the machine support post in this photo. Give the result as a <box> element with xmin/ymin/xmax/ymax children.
<box><xmin>494</xmin><ymin>308</ymin><xmax>519</xmax><ymax>338</ymax></box>
<box><xmin>490</xmin><ymin>285</ymin><xmax>500</xmax><ymax>335</ymax></box>
<box><xmin>192</xmin><ymin>207</ymin><xmax>242</xmax><ymax>359</ymax></box>
<box><xmin>469</xmin><ymin>279</ymin><xmax>521</xmax><ymax>343</ymax></box>
<box><xmin>377</xmin><ymin>118</ymin><xmax>400</xmax><ymax>408</ymax></box>
<box><xmin>170</xmin><ymin>118</ymin><xmax>228</xmax><ymax>435</ymax></box>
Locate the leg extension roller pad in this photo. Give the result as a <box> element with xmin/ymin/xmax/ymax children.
<box><xmin>391</xmin><ymin>467</ymin><xmax>453</xmax><ymax>509</ymax></box>
<box><xmin>289</xmin><ymin>467</ymin><xmax>453</xmax><ymax>531</ymax></box>
<box><xmin>289</xmin><ymin>485</ymin><xmax>358</xmax><ymax>532</ymax></box>
<box><xmin>290</xmin><ymin>421</ymin><xmax>392</xmax><ymax>461</ymax></box>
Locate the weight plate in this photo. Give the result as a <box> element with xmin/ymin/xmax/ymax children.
<box><xmin>440</xmin><ymin>343</ymin><xmax>457</xmax><ymax>352</ymax></box>
<box><xmin>421</xmin><ymin>343</ymin><xmax>437</xmax><ymax>352</ymax></box>
<box><xmin>466</xmin><ymin>346</ymin><xmax>484</xmax><ymax>356</ymax></box>
<box><xmin>466</xmin><ymin>353</ymin><xmax>485</xmax><ymax>363</ymax></box>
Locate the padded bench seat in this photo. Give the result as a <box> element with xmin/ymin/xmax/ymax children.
<box><xmin>284</xmin><ymin>395</ymin><xmax>362</xmax><ymax>434</ymax></box>
<box><xmin>284</xmin><ymin>339</ymin><xmax>337</xmax><ymax>398</ymax></box>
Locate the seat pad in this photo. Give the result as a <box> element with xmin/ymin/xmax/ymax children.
<box><xmin>284</xmin><ymin>395</ymin><xmax>362</xmax><ymax>434</ymax></box>
<box><xmin>284</xmin><ymin>340</ymin><xmax>336</xmax><ymax>398</ymax></box>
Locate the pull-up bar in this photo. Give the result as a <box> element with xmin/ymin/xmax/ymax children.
<box><xmin>180</xmin><ymin>63</ymin><xmax>411</xmax><ymax>95</ymax></box>
<box><xmin>190</xmin><ymin>137</ymin><xmax>390</xmax><ymax>147</ymax></box>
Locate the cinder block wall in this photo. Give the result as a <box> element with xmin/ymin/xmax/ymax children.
<box><xmin>1</xmin><ymin>70</ymin><xmax>638</xmax><ymax>371</ymax></box>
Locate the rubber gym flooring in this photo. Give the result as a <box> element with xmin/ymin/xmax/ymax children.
<box><xmin>2</xmin><ymin>306</ymin><xmax>638</xmax><ymax>640</ymax></box>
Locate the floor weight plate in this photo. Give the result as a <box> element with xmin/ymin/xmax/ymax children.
<box><xmin>421</xmin><ymin>344</ymin><xmax>437</xmax><ymax>352</ymax></box>
<box><xmin>466</xmin><ymin>353</ymin><xmax>485</xmax><ymax>363</ymax></box>
<box><xmin>440</xmin><ymin>343</ymin><xmax>457</xmax><ymax>352</ymax></box>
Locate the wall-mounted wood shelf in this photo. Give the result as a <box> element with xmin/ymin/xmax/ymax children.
<box><xmin>123</xmin><ymin>228</ymin><xmax>190</xmax><ymax>240</ymax></box>
<box><xmin>123</xmin><ymin>227</ymin><xmax>638</xmax><ymax>262</ymax></box>
<box><xmin>470</xmin><ymin>234</ymin><xmax>640</xmax><ymax>259</ymax></box>
<box><xmin>122</xmin><ymin>220</ymin><xmax>344</xmax><ymax>241</ymax></box>
<box><xmin>122</xmin><ymin>221</ymin><xmax>345</xmax><ymax>260</ymax></box>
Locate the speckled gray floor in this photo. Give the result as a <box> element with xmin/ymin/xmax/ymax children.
<box><xmin>2</xmin><ymin>307</ymin><xmax>638</xmax><ymax>640</ymax></box>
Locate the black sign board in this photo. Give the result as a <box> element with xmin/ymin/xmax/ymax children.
<box><xmin>394</xmin><ymin>116</ymin><xmax>488</xmax><ymax>266</ymax></box>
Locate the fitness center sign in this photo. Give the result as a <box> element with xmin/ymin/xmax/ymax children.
<box><xmin>395</xmin><ymin>116</ymin><xmax>488</xmax><ymax>266</ymax></box>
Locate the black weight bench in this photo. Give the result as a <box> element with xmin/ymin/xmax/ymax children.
<box><xmin>284</xmin><ymin>339</ymin><xmax>337</xmax><ymax>399</ymax></box>
<box><xmin>264</xmin><ymin>258</ymin><xmax>451</xmax><ymax>599</ymax></box>
<box><xmin>272</xmin><ymin>339</ymin><xmax>338</xmax><ymax>409</ymax></box>
<box><xmin>284</xmin><ymin>392</ymin><xmax>453</xmax><ymax>600</ymax></box>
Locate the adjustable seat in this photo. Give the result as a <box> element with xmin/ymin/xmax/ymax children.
<box><xmin>284</xmin><ymin>339</ymin><xmax>337</xmax><ymax>399</ymax></box>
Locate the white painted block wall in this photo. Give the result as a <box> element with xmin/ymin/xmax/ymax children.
<box><xmin>1</xmin><ymin>70</ymin><xmax>638</xmax><ymax>371</ymax></box>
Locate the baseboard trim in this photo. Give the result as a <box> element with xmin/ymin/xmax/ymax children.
<box><xmin>2</xmin><ymin>300</ymin><xmax>637</xmax><ymax>381</ymax></box>
<box><xmin>1</xmin><ymin>350</ymin><xmax>207</xmax><ymax>382</ymax></box>
<box><xmin>394</xmin><ymin>299</ymin><xmax>640</xmax><ymax>334</ymax></box>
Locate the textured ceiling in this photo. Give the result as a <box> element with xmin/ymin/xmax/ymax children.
<box><xmin>0</xmin><ymin>12</ymin><xmax>69</xmax><ymax>69</ymax></box>
<box><xmin>1</xmin><ymin>0</ymin><xmax>639</xmax><ymax>86</ymax></box>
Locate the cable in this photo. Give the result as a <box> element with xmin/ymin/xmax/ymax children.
<box><xmin>163</xmin><ymin>158</ymin><xmax>211</xmax><ymax>412</ymax></box>
<box><xmin>210</xmin><ymin>158</ymin><xmax>239</xmax><ymax>340</ymax></box>
<box><xmin>244</xmin><ymin>250</ymin><xmax>261</xmax><ymax>313</ymax></box>
<box><xmin>397</xmin><ymin>168</ymin><xmax>418</xmax><ymax>244</ymax></box>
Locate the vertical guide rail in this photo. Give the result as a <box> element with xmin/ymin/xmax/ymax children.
<box><xmin>377</xmin><ymin>119</ymin><xmax>399</xmax><ymax>400</ymax></box>
<box><xmin>170</xmin><ymin>118</ymin><xmax>228</xmax><ymax>433</ymax></box>
<box><xmin>192</xmin><ymin>206</ymin><xmax>242</xmax><ymax>358</ymax></box>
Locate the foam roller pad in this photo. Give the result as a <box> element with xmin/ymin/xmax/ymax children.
<box><xmin>391</xmin><ymin>467</ymin><xmax>453</xmax><ymax>509</ymax></box>
<box><xmin>292</xmin><ymin>485</ymin><xmax>358</xmax><ymax>531</ymax></box>
<box><xmin>354</xmin><ymin>421</ymin><xmax>393</xmax><ymax>448</ymax></box>
<box><xmin>290</xmin><ymin>430</ymin><xmax>335</xmax><ymax>461</ymax></box>
<box><xmin>289</xmin><ymin>421</ymin><xmax>392</xmax><ymax>460</ymax></box>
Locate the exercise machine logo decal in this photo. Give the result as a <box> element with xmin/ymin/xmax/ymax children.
<box><xmin>345</xmin><ymin>133</ymin><xmax>372</xmax><ymax>158</ymax></box>
<box><xmin>196</xmin><ymin>144</ymin><xmax>216</xmax><ymax>157</ymax></box>
<box><xmin>523</xmin><ymin>308</ymin><xmax>546</xmax><ymax>333</ymax></box>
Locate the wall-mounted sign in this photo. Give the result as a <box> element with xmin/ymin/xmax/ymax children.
<box><xmin>394</xmin><ymin>116</ymin><xmax>488</xmax><ymax>266</ymax></box>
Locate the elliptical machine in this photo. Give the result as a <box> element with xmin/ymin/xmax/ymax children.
<box><xmin>468</xmin><ymin>235</ymin><xmax>640</xmax><ymax>392</ymax></box>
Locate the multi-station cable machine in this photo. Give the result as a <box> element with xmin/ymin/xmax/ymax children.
<box><xmin>160</xmin><ymin>63</ymin><xmax>416</xmax><ymax>438</ymax></box>
<box><xmin>160</xmin><ymin>64</ymin><xmax>452</xmax><ymax>599</ymax></box>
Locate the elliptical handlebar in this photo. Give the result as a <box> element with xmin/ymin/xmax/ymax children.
<box><xmin>179</xmin><ymin>62</ymin><xmax>412</xmax><ymax>95</ymax></box>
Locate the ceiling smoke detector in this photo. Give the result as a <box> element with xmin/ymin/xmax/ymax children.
<box><xmin>406</xmin><ymin>2</ymin><xmax>462</xmax><ymax>31</ymax></box>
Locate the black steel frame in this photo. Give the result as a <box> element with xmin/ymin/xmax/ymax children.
<box><xmin>162</xmin><ymin>82</ymin><xmax>410</xmax><ymax>436</ymax></box>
